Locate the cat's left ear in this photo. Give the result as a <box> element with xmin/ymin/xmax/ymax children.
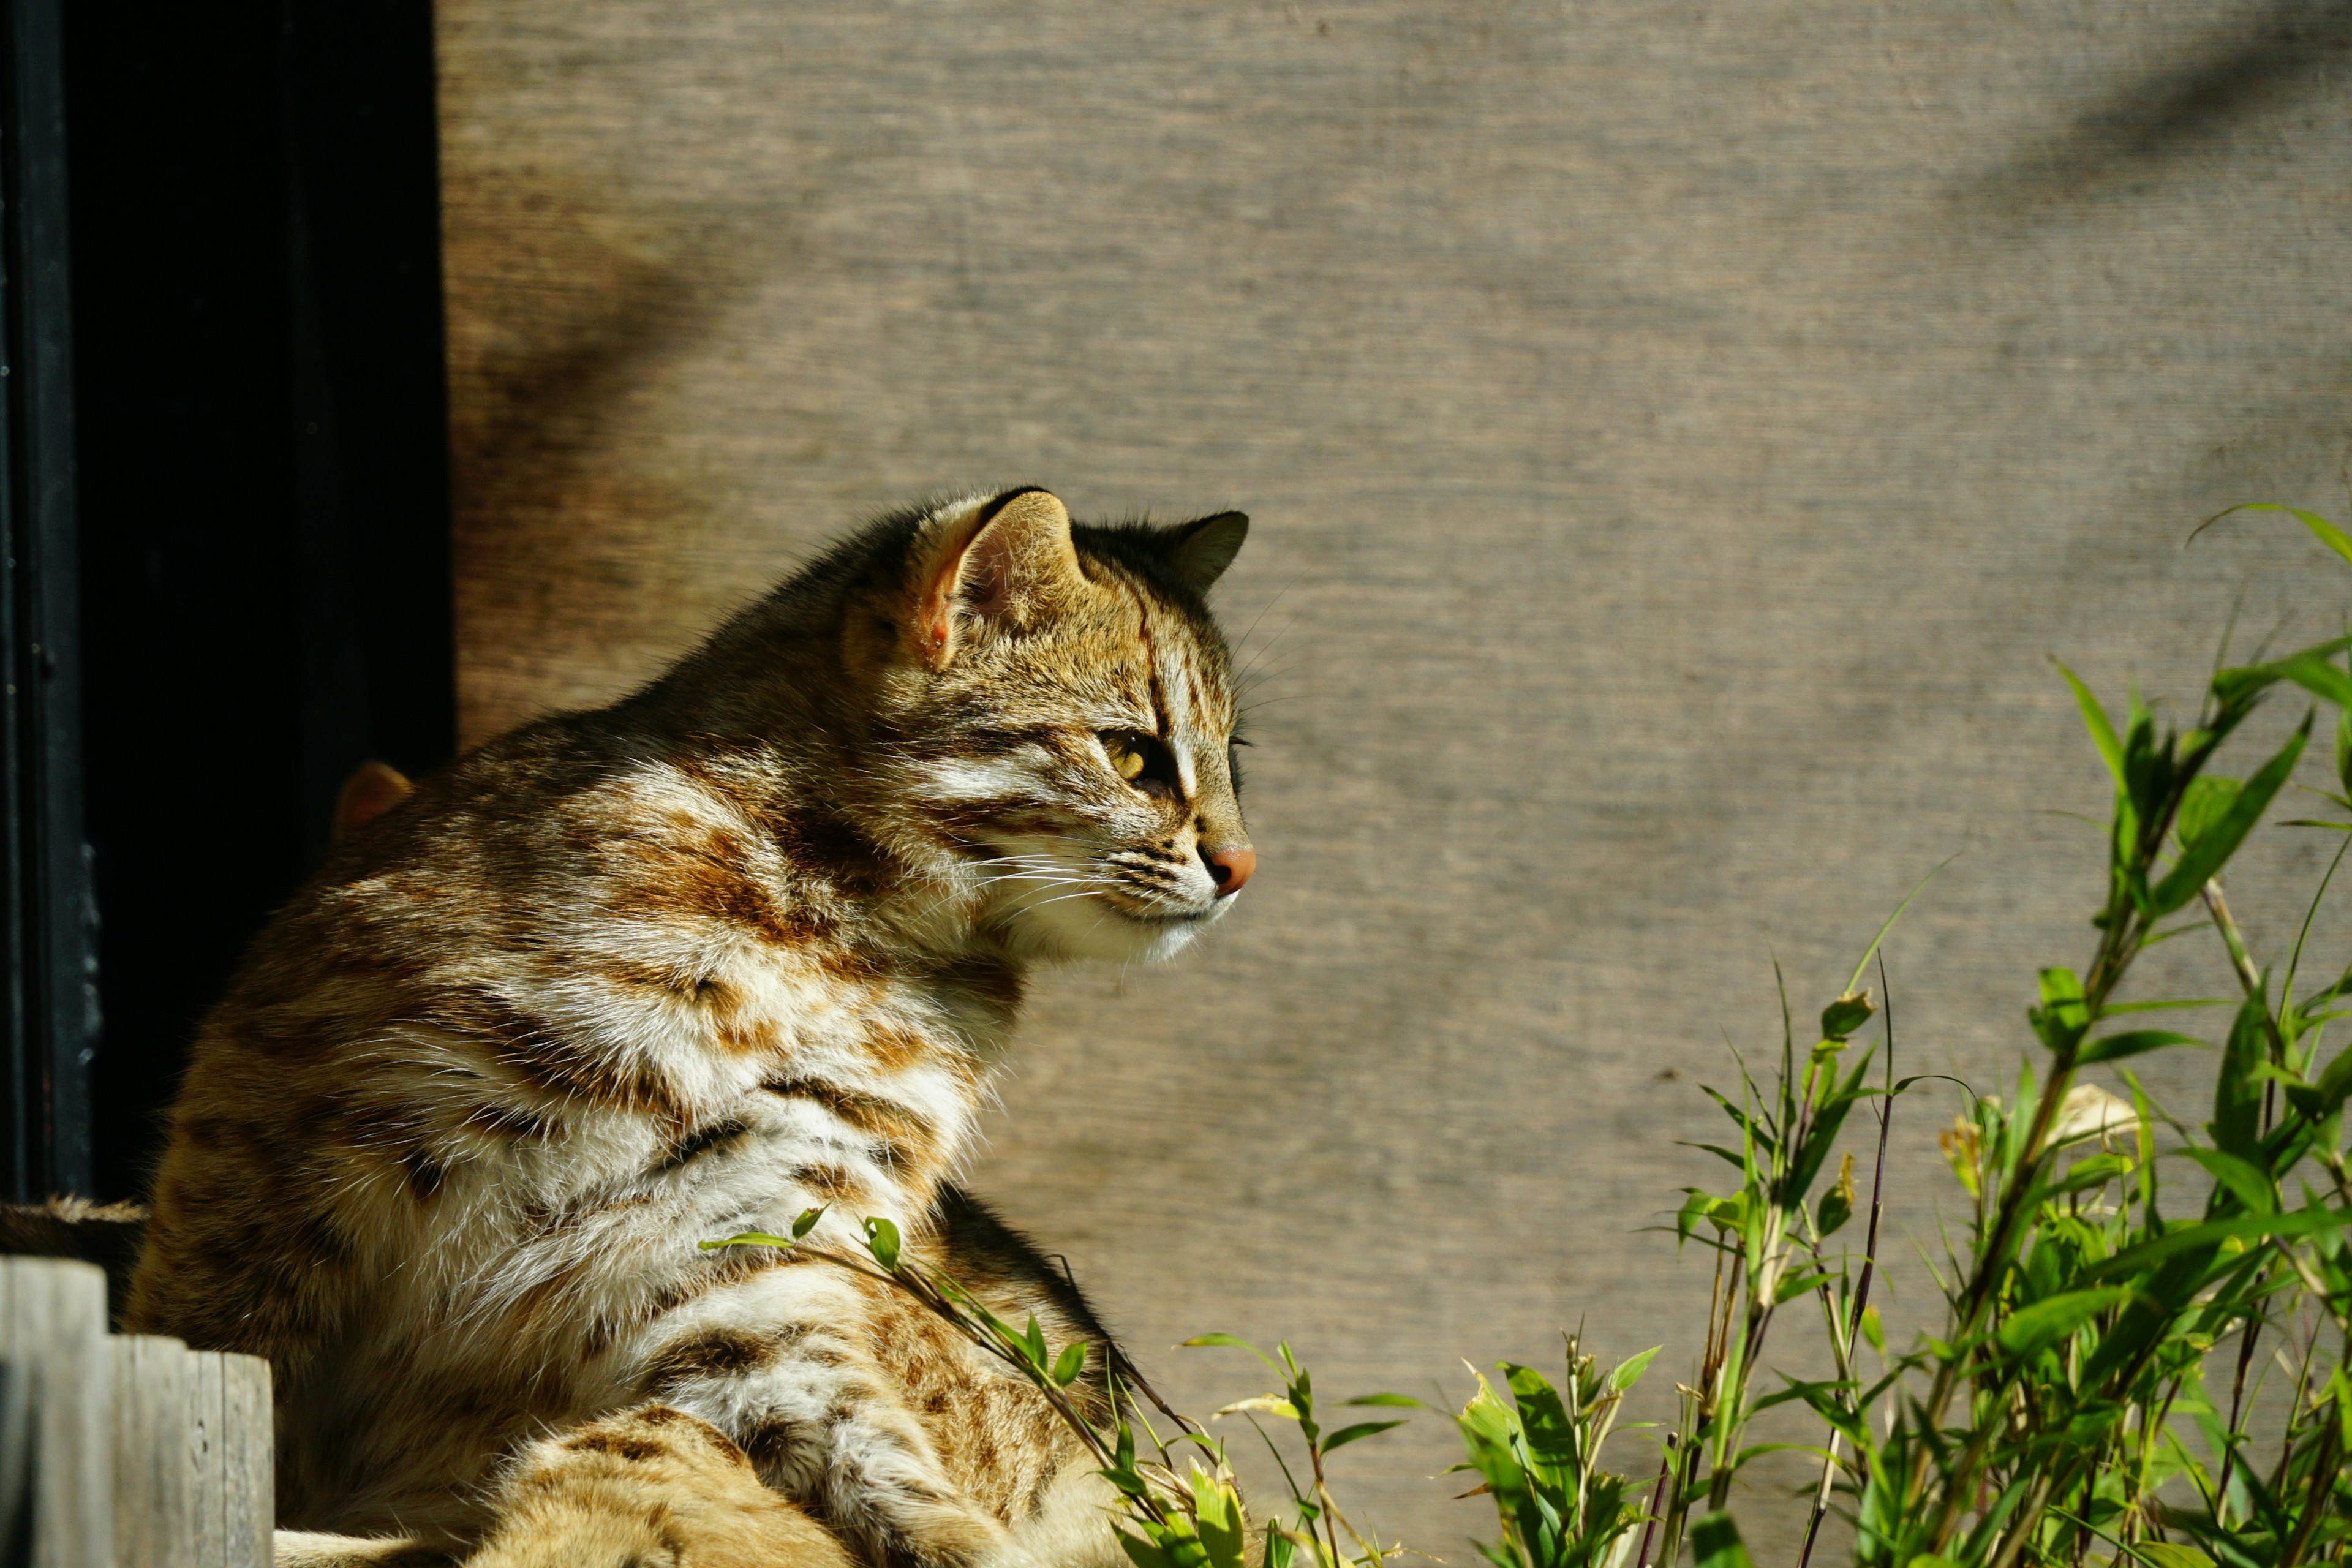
<box><xmin>1166</xmin><ymin>511</ymin><xmax>1249</xmax><ymax>593</ymax></box>
<box><xmin>914</xmin><ymin>487</ymin><xmax>1083</xmax><ymax>669</ymax></box>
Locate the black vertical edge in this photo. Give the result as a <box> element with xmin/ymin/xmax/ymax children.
<box><xmin>0</xmin><ymin>0</ymin><xmax>90</xmax><ymax>1200</ymax></box>
<box><xmin>64</xmin><ymin>0</ymin><xmax>453</xmax><ymax>1201</ymax></box>
<box><xmin>281</xmin><ymin>0</ymin><xmax>456</xmax><ymax>859</ymax></box>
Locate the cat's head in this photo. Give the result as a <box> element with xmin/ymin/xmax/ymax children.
<box><xmin>848</xmin><ymin>487</ymin><xmax>1255</xmax><ymax>964</ymax></box>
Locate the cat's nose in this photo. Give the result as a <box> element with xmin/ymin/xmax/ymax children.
<box><xmin>1200</xmin><ymin>843</ymin><xmax>1256</xmax><ymax>896</ymax></box>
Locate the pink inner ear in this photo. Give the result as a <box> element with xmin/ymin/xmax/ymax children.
<box><xmin>959</xmin><ymin>524</ymin><xmax>1017</xmax><ymax>618</ymax></box>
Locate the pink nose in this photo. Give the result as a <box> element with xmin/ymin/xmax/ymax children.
<box><xmin>1200</xmin><ymin>845</ymin><xmax>1256</xmax><ymax>897</ymax></box>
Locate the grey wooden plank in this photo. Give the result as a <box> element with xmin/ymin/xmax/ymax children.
<box><xmin>189</xmin><ymin>1353</ymin><xmax>225</xmax><ymax>1568</ymax></box>
<box><xmin>0</xmin><ymin>1259</ymin><xmax>27</xmax><ymax>1561</ymax></box>
<box><xmin>216</xmin><ymin>1354</ymin><xmax>271</xmax><ymax>1568</ymax></box>
<box><xmin>112</xmin><ymin>1335</ymin><xmax>194</xmax><ymax>1568</ymax></box>
<box><xmin>2</xmin><ymin>1257</ymin><xmax>111</xmax><ymax>1568</ymax></box>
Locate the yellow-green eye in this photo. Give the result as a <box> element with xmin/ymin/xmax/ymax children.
<box><xmin>1099</xmin><ymin>730</ymin><xmax>1178</xmax><ymax>797</ymax></box>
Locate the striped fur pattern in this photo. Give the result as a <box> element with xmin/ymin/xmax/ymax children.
<box><xmin>125</xmin><ymin>489</ymin><xmax>1254</xmax><ymax>1564</ymax></box>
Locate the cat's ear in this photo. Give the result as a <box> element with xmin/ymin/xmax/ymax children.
<box><xmin>913</xmin><ymin>487</ymin><xmax>1082</xmax><ymax>669</ymax></box>
<box><xmin>1166</xmin><ymin>511</ymin><xmax>1248</xmax><ymax>593</ymax></box>
<box><xmin>334</xmin><ymin>760</ymin><xmax>412</xmax><ymax>839</ymax></box>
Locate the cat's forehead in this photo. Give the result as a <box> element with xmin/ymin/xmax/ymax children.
<box><xmin>988</xmin><ymin>564</ymin><xmax>1235</xmax><ymax>729</ymax></box>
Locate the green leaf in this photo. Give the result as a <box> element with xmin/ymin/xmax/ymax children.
<box><xmin>1180</xmin><ymin>1335</ymin><xmax>1281</xmax><ymax>1373</ymax></box>
<box><xmin>1499</xmin><ymin>1362</ymin><xmax>1575</xmax><ymax>1483</ymax></box>
<box><xmin>1842</xmin><ymin>858</ymin><xmax>1955</xmax><ymax>995</ymax></box>
<box><xmin>2053</xmin><ymin>658</ymin><xmax>2124</xmax><ymax>785</ymax></box>
<box><xmin>2045</xmin><ymin>1152</ymin><xmax>2133</xmax><ymax>1196</ymax></box>
<box><xmin>1775</xmin><ymin>1268</ymin><xmax>1836</xmax><ymax>1305</ymax></box>
<box><xmin>2203</xmin><ymin>501</ymin><xmax>2352</xmax><ymax>569</ymax></box>
<box><xmin>1343</xmin><ymin>1392</ymin><xmax>1425</xmax><ymax>1408</ymax></box>
<box><xmin>2125</xmin><ymin>1547</ymin><xmax>2215</xmax><ymax>1568</ymax></box>
<box><xmin>2078</xmin><ymin>1028</ymin><xmax>2206</xmax><ymax>1065</ymax></box>
<box><xmin>1700</xmin><ymin>1084</ymin><xmax>1776</xmax><ymax>1153</ymax></box>
<box><xmin>2290</xmin><ymin>1038</ymin><xmax>2352</xmax><ymax>1120</ymax></box>
<box><xmin>1319</xmin><ymin>1420</ymin><xmax>1406</xmax><ymax>1455</ymax></box>
<box><xmin>1116</xmin><ymin>1531</ymin><xmax>1178</xmax><ymax>1568</ymax></box>
<box><xmin>2215</xmin><ymin>643</ymin><xmax>2352</xmax><ymax>707</ymax></box>
<box><xmin>1859</xmin><ymin>1304</ymin><xmax>1883</xmax><ymax>1354</ymax></box>
<box><xmin>1190</xmin><ymin>1471</ymin><xmax>1247</xmax><ymax>1568</ymax></box>
<box><xmin>2150</xmin><ymin>713</ymin><xmax>2312</xmax><ymax>914</ymax></box>
<box><xmin>2337</xmin><ymin>707</ymin><xmax>2352</xmax><ymax>796</ymax></box>
<box><xmin>1997</xmin><ymin>1287</ymin><xmax>2133</xmax><ymax>1357</ymax></box>
<box><xmin>1608</xmin><ymin>1346</ymin><xmax>1662</xmax><ymax>1393</ymax></box>
<box><xmin>2031</xmin><ymin>967</ymin><xmax>2090</xmax><ymax>1052</ymax></box>
<box><xmin>1690</xmin><ymin>1511</ymin><xmax>1756</xmax><ymax>1568</ymax></box>
<box><xmin>1213</xmin><ymin>1395</ymin><xmax>1300</xmax><ymax>1421</ymax></box>
<box><xmin>2179</xmin><ymin>1148</ymin><xmax>2277</xmax><ymax>1215</ymax></box>
<box><xmin>1052</xmin><ymin>1341</ymin><xmax>1087</xmax><ymax>1386</ymax></box>
<box><xmin>1820</xmin><ymin>990</ymin><xmax>1875</xmax><ymax>1040</ymax></box>
<box><xmin>2086</xmin><ymin>1207</ymin><xmax>2352</xmax><ymax>1280</ymax></box>
<box><xmin>2213</xmin><ymin>989</ymin><xmax>2271</xmax><ymax>1158</ymax></box>
<box><xmin>2176</xmin><ymin>775</ymin><xmax>2242</xmax><ymax>852</ymax></box>
<box><xmin>698</xmin><ymin>1231</ymin><xmax>794</xmax><ymax>1251</ymax></box>
<box><xmin>863</xmin><ymin>1215</ymin><xmax>902</xmax><ymax>1271</ymax></box>
<box><xmin>791</xmin><ymin>1205</ymin><xmax>827</xmax><ymax>1239</ymax></box>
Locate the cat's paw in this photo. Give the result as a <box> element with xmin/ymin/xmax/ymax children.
<box><xmin>472</xmin><ymin>1404</ymin><xmax>855</xmax><ymax>1568</ymax></box>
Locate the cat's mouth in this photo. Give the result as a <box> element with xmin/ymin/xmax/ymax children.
<box><xmin>1096</xmin><ymin>888</ymin><xmax>1219</xmax><ymax>924</ymax></box>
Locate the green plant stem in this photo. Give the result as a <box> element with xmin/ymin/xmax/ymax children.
<box><xmin>1907</xmin><ymin>891</ymin><xmax>2150</xmax><ymax>1532</ymax></box>
<box><xmin>2202</xmin><ymin>874</ymin><xmax>2290</xmax><ymax>1524</ymax></box>
<box><xmin>1306</xmin><ymin>1437</ymin><xmax>1343</xmax><ymax>1568</ymax></box>
<box><xmin>1633</xmin><ymin>1434</ymin><xmax>1674</xmax><ymax>1568</ymax></box>
<box><xmin>2275</xmin><ymin>1398</ymin><xmax>2340</xmax><ymax>1568</ymax></box>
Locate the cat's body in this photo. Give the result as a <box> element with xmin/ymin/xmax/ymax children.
<box><xmin>124</xmin><ymin>489</ymin><xmax>1254</xmax><ymax>1564</ymax></box>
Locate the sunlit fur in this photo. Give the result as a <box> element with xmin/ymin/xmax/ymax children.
<box><xmin>124</xmin><ymin>490</ymin><xmax>1252</xmax><ymax>1565</ymax></box>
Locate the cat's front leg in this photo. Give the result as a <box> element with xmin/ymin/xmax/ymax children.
<box><xmin>638</xmin><ymin>1260</ymin><xmax>1006</xmax><ymax>1568</ymax></box>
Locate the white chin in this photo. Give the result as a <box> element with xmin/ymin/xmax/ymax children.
<box><xmin>1003</xmin><ymin>891</ymin><xmax>1221</xmax><ymax>963</ymax></box>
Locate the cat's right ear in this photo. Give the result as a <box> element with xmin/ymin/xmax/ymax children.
<box><xmin>910</xmin><ymin>488</ymin><xmax>1081</xmax><ymax>670</ymax></box>
<box><xmin>1166</xmin><ymin>511</ymin><xmax>1249</xmax><ymax>593</ymax></box>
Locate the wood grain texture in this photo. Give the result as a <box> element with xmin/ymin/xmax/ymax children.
<box><xmin>217</xmin><ymin>1355</ymin><xmax>271</xmax><ymax>1568</ymax></box>
<box><xmin>189</xmin><ymin>1352</ymin><xmax>224</xmax><ymax>1568</ymax></box>
<box><xmin>437</xmin><ymin>2</ymin><xmax>2352</xmax><ymax>1551</ymax></box>
<box><xmin>1</xmin><ymin>1258</ymin><xmax>113</xmax><ymax>1568</ymax></box>
<box><xmin>111</xmin><ymin>1336</ymin><xmax>193</xmax><ymax>1568</ymax></box>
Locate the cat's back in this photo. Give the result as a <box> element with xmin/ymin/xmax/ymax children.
<box><xmin>124</xmin><ymin>711</ymin><xmax>876</xmax><ymax>1346</ymax></box>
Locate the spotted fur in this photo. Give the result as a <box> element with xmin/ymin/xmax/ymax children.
<box><xmin>125</xmin><ymin>490</ymin><xmax>1254</xmax><ymax>1565</ymax></box>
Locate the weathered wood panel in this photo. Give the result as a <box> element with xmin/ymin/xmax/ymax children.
<box><xmin>0</xmin><ymin>1260</ymin><xmax>271</xmax><ymax>1568</ymax></box>
<box><xmin>436</xmin><ymin>2</ymin><xmax>2352</xmax><ymax>1549</ymax></box>
<box><xmin>0</xmin><ymin>1257</ymin><xmax>111</xmax><ymax>1568</ymax></box>
<box><xmin>113</xmin><ymin>1335</ymin><xmax>193</xmax><ymax>1568</ymax></box>
<box><xmin>216</xmin><ymin>1355</ymin><xmax>272</xmax><ymax>1568</ymax></box>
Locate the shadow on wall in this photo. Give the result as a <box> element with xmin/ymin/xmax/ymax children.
<box><xmin>442</xmin><ymin>173</ymin><xmax>765</xmax><ymax>733</ymax></box>
<box><xmin>1965</xmin><ymin>0</ymin><xmax>2352</xmax><ymax>214</ymax></box>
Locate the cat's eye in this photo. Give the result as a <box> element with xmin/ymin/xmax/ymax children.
<box><xmin>1098</xmin><ymin>730</ymin><xmax>1180</xmax><ymax>799</ymax></box>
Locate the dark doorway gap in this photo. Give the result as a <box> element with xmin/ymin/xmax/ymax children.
<box><xmin>53</xmin><ymin>0</ymin><xmax>454</xmax><ymax>1202</ymax></box>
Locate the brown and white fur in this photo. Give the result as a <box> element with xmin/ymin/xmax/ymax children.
<box><xmin>123</xmin><ymin>488</ymin><xmax>1256</xmax><ymax>1564</ymax></box>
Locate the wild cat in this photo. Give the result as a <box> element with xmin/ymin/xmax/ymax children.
<box><xmin>123</xmin><ymin>488</ymin><xmax>1256</xmax><ymax>1565</ymax></box>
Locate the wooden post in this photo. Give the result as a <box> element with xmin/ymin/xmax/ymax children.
<box><xmin>216</xmin><ymin>1354</ymin><xmax>271</xmax><ymax>1568</ymax></box>
<box><xmin>0</xmin><ymin>1256</ymin><xmax>272</xmax><ymax>1566</ymax></box>
<box><xmin>0</xmin><ymin>1256</ymin><xmax>112</xmax><ymax>1568</ymax></box>
<box><xmin>188</xmin><ymin>1349</ymin><xmax>272</xmax><ymax>1568</ymax></box>
<box><xmin>112</xmin><ymin>1335</ymin><xmax>193</xmax><ymax>1568</ymax></box>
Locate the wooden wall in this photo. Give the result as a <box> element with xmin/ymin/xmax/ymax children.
<box><xmin>436</xmin><ymin>3</ymin><xmax>2352</xmax><ymax>1550</ymax></box>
